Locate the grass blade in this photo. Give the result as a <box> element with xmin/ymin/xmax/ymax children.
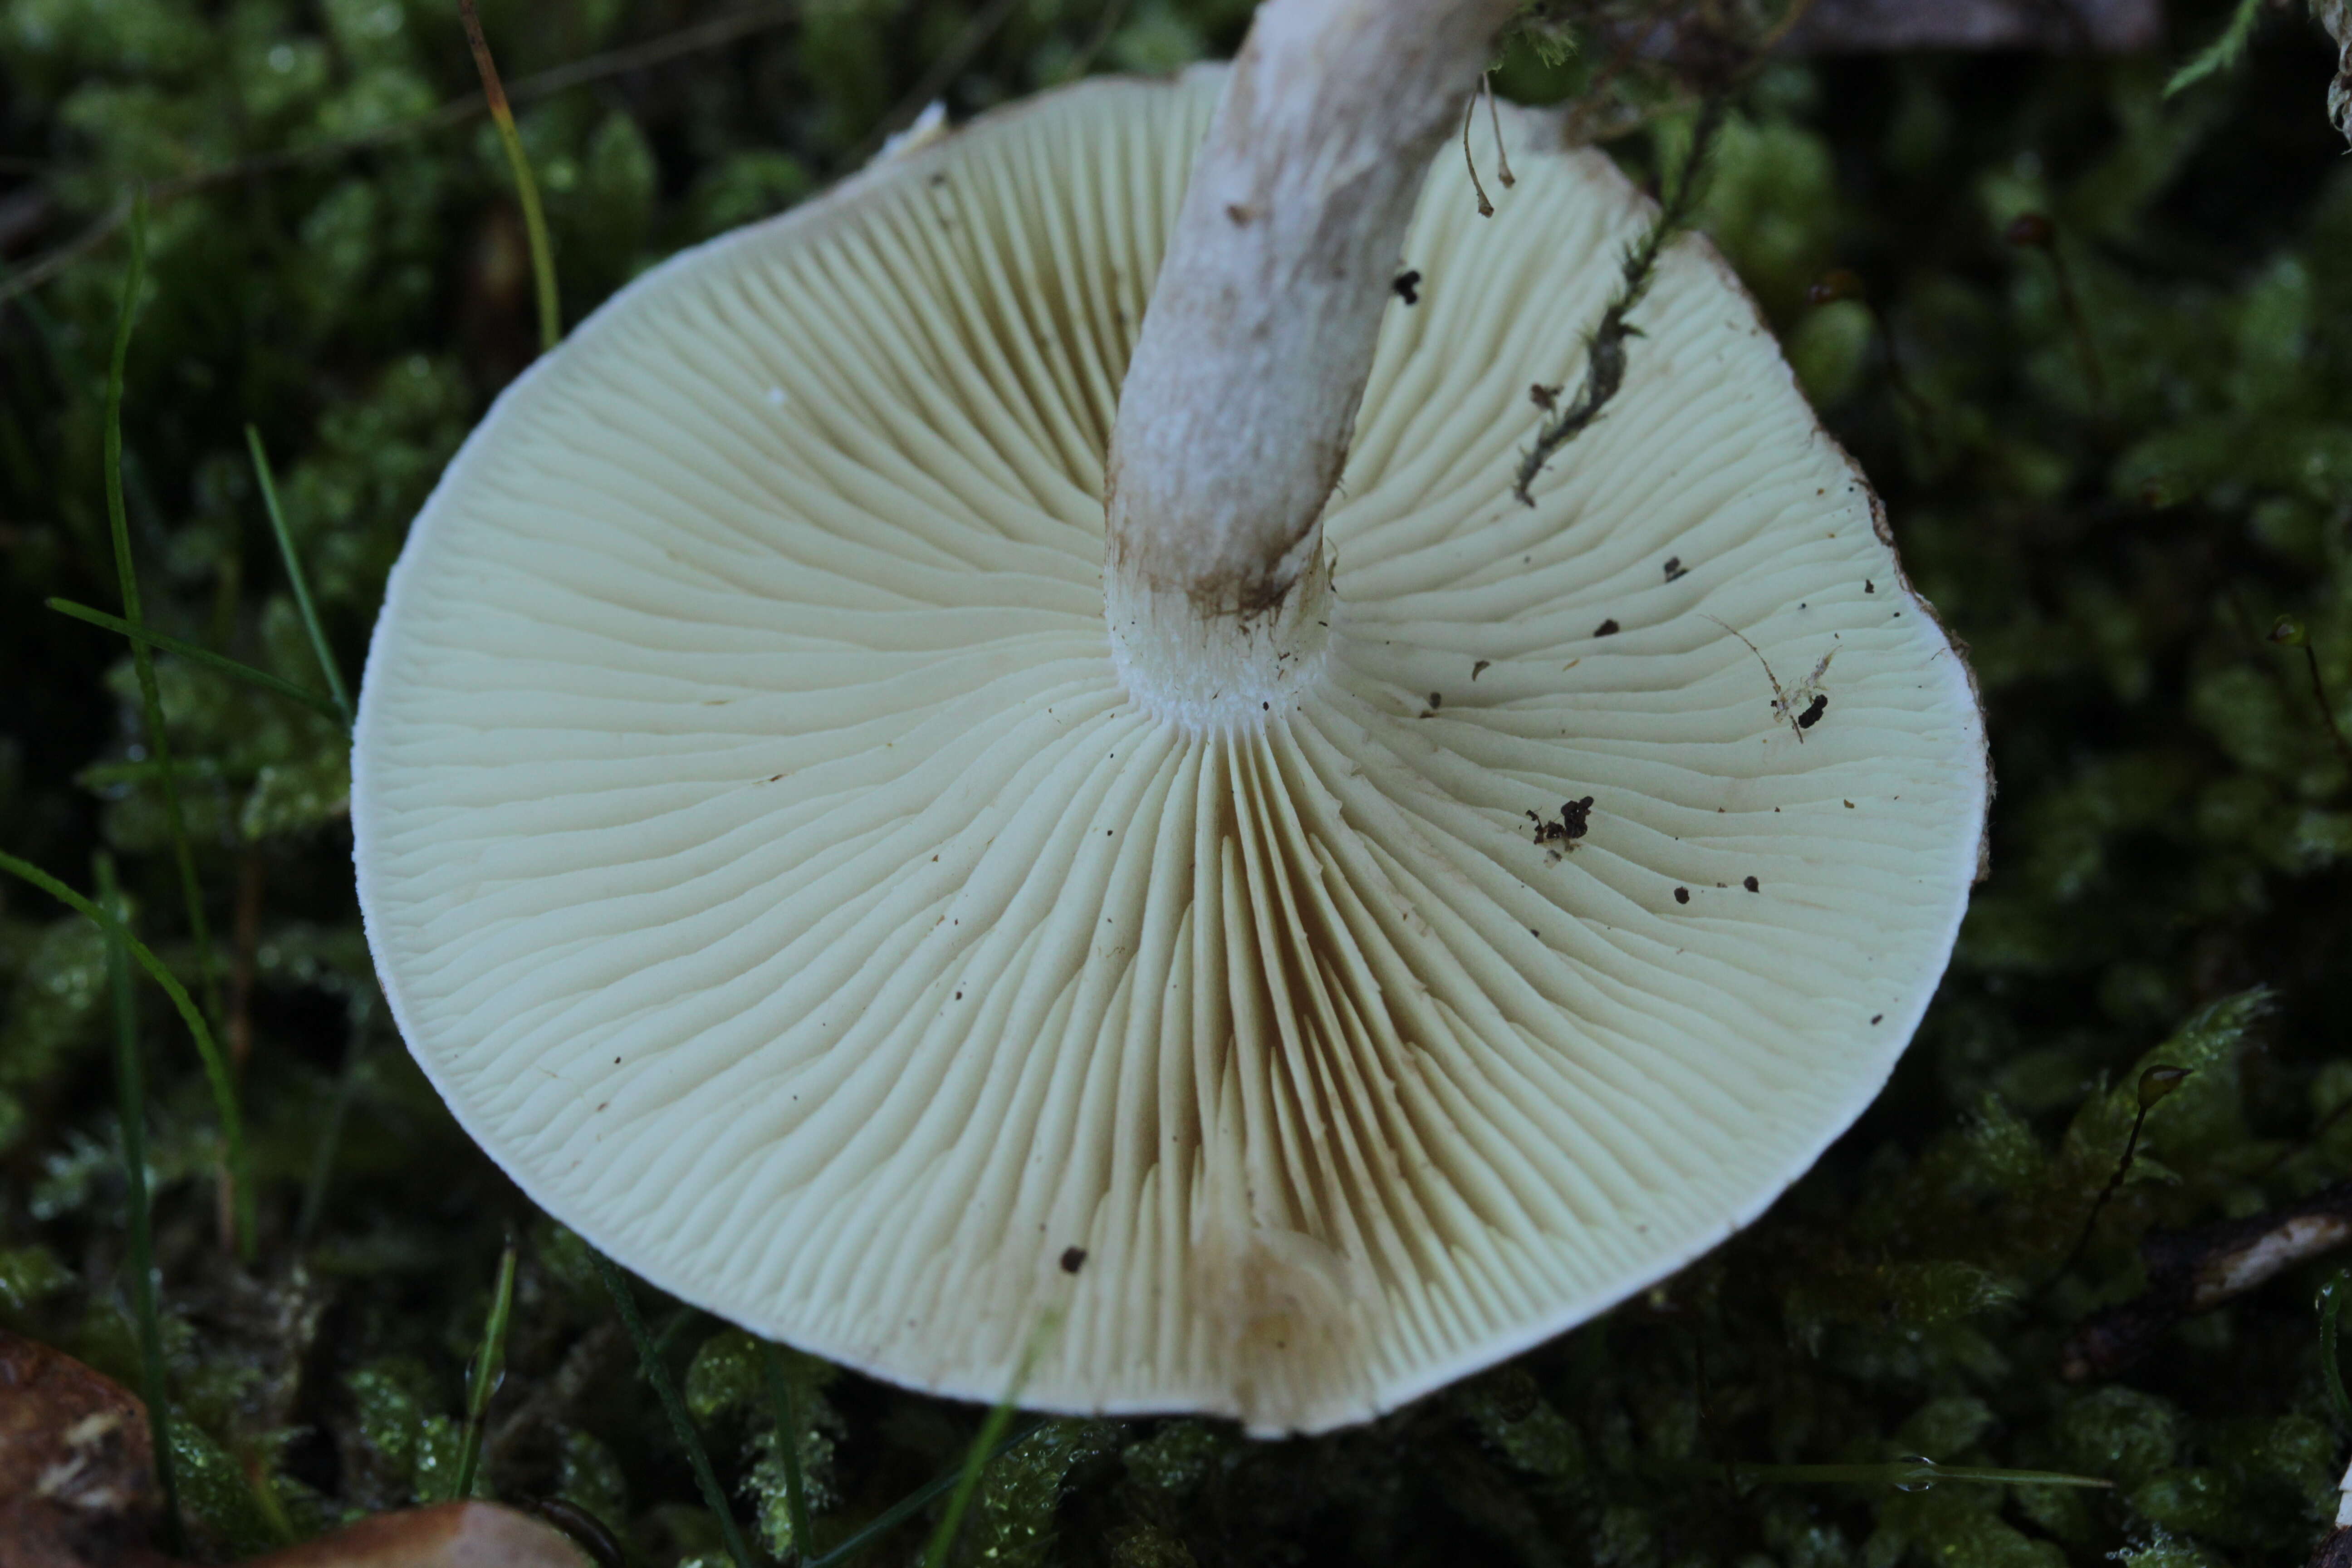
<box><xmin>453</xmin><ymin>1235</ymin><xmax>519</xmax><ymax>1499</ymax></box>
<box><xmin>459</xmin><ymin>0</ymin><xmax>560</xmax><ymax>354</ymax></box>
<box><xmin>243</xmin><ymin>426</ymin><xmax>353</xmax><ymax>730</ymax></box>
<box><xmin>96</xmin><ymin>852</ymin><xmax>183</xmax><ymax>1556</ymax></box>
<box><xmin>47</xmin><ymin>598</ymin><xmax>344</xmax><ymax>721</ymax></box>
<box><xmin>2322</xmin><ymin>1269</ymin><xmax>2352</xmax><ymax>1427</ymax></box>
<box><xmin>759</xmin><ymin>1341</ymin><xmax>813</xmax><ymax>1561</ymax></box>
<box><xmin>0</xmin><ymin>849</ymin><xmax>253</xmax><ymax>1253</ymax></box>
<box><xmin>919</xmin><ymin>1400</ymin><xmax>1020</xmax><ymax>1568</ymax></box>
<box><xmin>592</xmin><ymin>1251</ymin><xmax>757</xmax><ymax>1568</ymax></box>
<box><xmin>801</xmin><ymin>1419</ymin><xmax>1044</xmax><ymax>1568</ymax></box>
<box><xmin>294</xmin><ymin>1008</ymin><xmax>370</xmax><ymax>1245</ymax></box>
<box><xmin>920</xmin><ymin>1318</ymin><xmax>1057</xmax><ymax>1568</ymax></box>
<box><xmin>103</xmin><ymin>192</ymin><xmax>227</xmax><ymax>1054</ymax></box>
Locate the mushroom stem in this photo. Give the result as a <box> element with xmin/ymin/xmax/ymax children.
<box><xmin>1104</xmin><ymin>0</ymin><xmax>1520</xmax><ymax>705</ymax></box>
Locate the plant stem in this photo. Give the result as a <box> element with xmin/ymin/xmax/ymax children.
<box><xmin>760</xmin><ymin>1341</ymin><xmax>813</xmax><ymax>1561</ymax></box>
<box><xmin>47</xmin><ymin>597</ymin><xmax>344</xmax><ymax>720</ymax></box>
<box><xmin>593</xmin><ymin>1252</ymin><xmax>757</xmax><ymax>1568</ymax></box>
<box><xmin>802</xmin><ymin>1420</ymin><xmax>1045</xmax><ymax>1568</ymax></box>
<box><xmin>103</xmin><ymin>195</ymin><xmax>232</xmax><ymax>1187</ymax></box>
<box><xmin>0</xmin><ymin>849</ymin><xmax>253</xmax><ymax>1252</ymax></box>
<box><xmin>245</xmin><ymin>426</ymin><xmax>354</xmax><ymax>730</ymax></box>
<box><xmin>453</xmin><ymin>1235</ymin><xmax>519</xmax><ymax>1499</ymax></box>
<box><xmin>459</xmin><ymin>0</ymin><xmax>560</xmax><ymax>354</ymax></box>
<box><xmin>96</xmin><ymin>852</ymin><xmax>183</xmax><ymax>1557</ymax></box>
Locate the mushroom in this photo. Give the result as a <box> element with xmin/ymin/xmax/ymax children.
<box><xmin>353</xmin><ymin>0</ymin><xmax>1987</xmax><ymax>1434</ymax></box>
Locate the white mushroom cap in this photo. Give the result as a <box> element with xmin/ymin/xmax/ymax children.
<box><xmin>353</xmin><ymin>70</ymin><xmax>1988</xmax><ymax>1435</ymax></box>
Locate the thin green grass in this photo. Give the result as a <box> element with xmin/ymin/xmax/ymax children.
<box><xmin>245</xmin><ymin>425</ymin><xmax>354</xmax><ymax>731</ymax></box>
<box><xmin>96</xmin><ymin>851</ymin><xmax>183</xmax><ymax>1556</ymax></box>
<box><xmin>918</xmin><ymin>1317</ymin><xmax>1057</xmax><ymax>1568</ymax></box>
<box><xmin>459</xmin><ymin>0</ymin><xmax>561</xmax><ymax>354</ymax></box>
<box><xmin>0</xmin><ymin>848</ymin><xmax>254</xmax><ymax>1250</ymax></box>
<box><xmin>453</xmin><ymin>1235</ymin><xmax>519</xmax><ymax>1499</ymax></box>
<box><xmin>918</xmin><ymin>1396</ymin><xmax>1021</xmax><ymax>1568</ymax></box>
<box><xmin>1694</xmin><ymin>1459</ymin><xmax>2113</xmax><ymax>1491</ymax></box>
<box><xmin>593</xmin><ymin>1251</ymin><xmax>759</xmax><ymax>1568</ymax></box>
<box><xmin>802</xmin><ymin>1419</ymin><xmax>1044</xmax><ymax>1568</ymax></box>
<box><xmin>102</xmin><ymin>194</ymin><xmax>230</xmax><ymax>1078</ymax></box>
<box><xmin>758</xmin><ymin>1341</ymin><xmax>813</xmax><ymax>1559</ymax></box>
<box><xmin>294</xmin><ymin>1012</ymin><xmax>369</xmax><ymax>1245</ymax></box>
<box><xmin>46</xmin><ymin>598</ymin><xmax>343</xmax><ymax>720</ymax></box>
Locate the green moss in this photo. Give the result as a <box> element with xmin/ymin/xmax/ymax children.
<box><xmin>9</xmin><ymin>3</ymin><xmax>2352</xmax><ymax>1564</ymax></box>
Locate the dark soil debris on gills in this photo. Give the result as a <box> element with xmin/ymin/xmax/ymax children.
<box><xmin>1528</xmin><ymin>796</ymin><xmax>1595</xmax><ymax>852</ymax></box>
<box><xmin>6</xmin><ymin>5</ymin><xmax>2352</xmax><ymax>1567</ymax></box>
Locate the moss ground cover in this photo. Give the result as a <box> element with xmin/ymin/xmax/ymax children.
<box><xmin>5</xmin><ymin>1</ymin><xmax>2352</xmax><ymax>1563</ymax></box>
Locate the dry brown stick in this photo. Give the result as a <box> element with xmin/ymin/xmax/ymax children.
<box><xmin>0</xmin><ymin>2</ymin><xmax>801</xmax><ymax>309</ymax></box>
<box><xmin>2059</xmin><ymin>1180</ymin><xmax>2352</xmax><ymax>1381</ymax></box>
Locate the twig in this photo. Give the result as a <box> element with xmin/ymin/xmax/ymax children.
<box><xmin>1513</xmin><ymin>93</ymin><xmax>1728</xmax><ymax>505</ymax></box>
<box><xmin>2058</xmin><ymin>1176</ymin><xmax>2352</xmax><ymax>1381</ymax></box>
<box><xmin>459</xmin><ymin>0</ymin><xmax>559</xmax><ymax>354</ymax></box>
<box><xmin>96</xmin><ymin>852</ymin><xmax>183</xmax><ymax>1557</ymax></box>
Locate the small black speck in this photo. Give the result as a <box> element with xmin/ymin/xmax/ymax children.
<box><xmin>1864</xmin><ymin>579</ymin><xmax>1875</xmax><ymax>593</ymax></box>
<box><xmin>1673</xmin><ymin>887</ymin><xmax>1690</xmax><ymax>904</ymax></box>
<box><xmin>1530</xmin><ymin>929</ymin><xmax>1540</xmax><ymax>937</ymax></box>
<box><xmin>955</xmin><ymin>991</ymin><xmax>964</xmax><ymax>1000</ymax></box>
<box><xmin>1060</xmin><ymin>1247</ymin><xmax>1088</xmax><ymax>1274</ymax></box>
<box><xmin>1262</xmin><ymin>701</ymin><xmax>1270</xmax><ymax>710</ymax></box>
<box><xmin>1796</xmin><ymin>694</ymin><xmax>1828</xmax><ymax>729</ymax></box>
<box><xmin>1871</xmin><ymin>1014</ymin><xmax>1884</xmax><ymax>1024</ymax></box>
<box><xmin>1472</xmin><ymin>659</ymin><xmax>1491</xmax><ymax>680</ymax></box>
<box><xmin>1392</xmin><ymin>269</ymin><xmax>1422</xmax><ymax>304</ymax></box>
<box><xmin>613</xmin><ymin>1057</ymin><xmax>621</xmax><ymax>1064</ymax></box>
<box><xmin>1844</xmin><ymin>799</ymin><xmax>1855</xmax><ymax>808</ymax></box>
<box><xmin>1428</xmin><ymin>691</ymin><xmax>1442</xmax><ymax>709</ymax></box>
<box><xmin>1663</xmin><ymin>556</ymin><xmax>1688</xmax><ymax>583</ymax></box>
<box><xmin>1594</xmin><ymin>618</ymin><xmax>1620</xmax><ymax>637</ymax></box>
<box><xmin>1743</xmin><ymin>876</ymin><xmax>1759</xmax><ymax>892</ymax></box>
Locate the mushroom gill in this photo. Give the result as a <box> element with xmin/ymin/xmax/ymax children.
<box><xmin>353</xmin><ymin>70</ymin><xmax>1985</xmax><ymax>1434</ymax></box>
